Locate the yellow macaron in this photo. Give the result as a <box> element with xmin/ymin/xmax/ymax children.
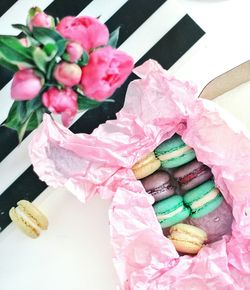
<box><xmin>132</xmin><ymin>152</ymin><xmax>161</xmax><ymax>179</ymax></box>
<box><xmin>168</xmin><ymin>223</ymin><xmax>207</xmax><ymax>255</ymax></box>
<box><xmin>9</xmin><ymin>200</ymin><xmax>48</xmax><ymax>239</ymax></box>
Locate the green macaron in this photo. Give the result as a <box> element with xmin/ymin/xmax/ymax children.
<box><xmin>183</xmin><ymin>180</ymin><xmax>223</xmax><ymax>218</ymax></box>
<box><xmin>154</xmin><ymin>134</ymin><xmax>196</xmax><ymax>169</ymax></box>
<box><xmin>153</xmin><ymin>195</ymin><xmax>190</xmax><ymax>228</ymax></box>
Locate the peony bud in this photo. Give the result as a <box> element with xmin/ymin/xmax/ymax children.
<box><xmin>66</xmin><ymin>41</ymin><xmax>84</xmax><ymax>63</ymax></box>
<box><xmin>29</xmin><ymin>12</ymin><xmax>54</xmax><ymax>30</ymax></box>
<box><xmin>53</xmin><ymin>62</ymin><xmax>82</xmax><ymax>87</ymax></box>
<box><xmin>11</xmin><ymin>69</ymin><xmax>43</xmax><ymax>101</ymax></box>
<box><xmin>19</xmin><ymin>38</ymin><xmax>29</xmax><ymax>47</ymax></box>
<box><xmin>42</xmin><ymin>87</ymin><xmax>78</xmax><ymax>127</ymax></box>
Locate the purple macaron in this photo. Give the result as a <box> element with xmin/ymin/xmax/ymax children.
<box><xmin>173</xmin><ymin>160</ymin><xmax>213</xmax><ymax>192</ymax></box>
<box><xmin>187</xmin><ymin>200</ymin><xmax>233</xmax><ymax>243</ymax></box>
<box><xmin>141</xmin><ymin>171</ymin><xmax>175</xmax><ymax>202</ymax></box>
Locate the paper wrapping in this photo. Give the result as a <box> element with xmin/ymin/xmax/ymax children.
<box><xmin>30</xmin><ymin>60</ymin><xmax>250</xmax><ymax>289</ymax></box>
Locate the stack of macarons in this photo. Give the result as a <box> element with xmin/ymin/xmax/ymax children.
<box><xmin>131</xmin><ymin>134</ymin><xmax>233</xmax><ymax>254</ymax></box>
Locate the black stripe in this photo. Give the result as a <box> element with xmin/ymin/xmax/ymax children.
<box><xmin>105</xmin><ymin>0</ymin><xmax>166</xmax><ymax>47</ymax></box>
<box><xmin>0</xmin><ymin>15</ymin><xmax>204</xmax><ymax>232</ymax></box>
<box><xmin>0</xmin><ymin>0</ymin><xmax>17</xmax><ymax>17</ymax></box>
<box><xmin>0</xmin><ymin>0</ymin><xmax>93</xmax><ymax>91</ymax></box>
<box><xmin>0</xmin><ymin>0</ymin><xmax>167</xmax><ymax>162</ymax></box>
<box><xmin>44</xmin><ymin>0</ymin><xmax>93</xmax><ymax>18</ymax></box>
<box><xmin>0</xmin><ymin>166</ymin><xmax>47</xmax><ymax>232</ymax></box>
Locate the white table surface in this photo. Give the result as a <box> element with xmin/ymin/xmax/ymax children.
<box><xmin>1</xmin><ymin>1</ymin><xmax>250</xmax><ymax>289</ymax></box>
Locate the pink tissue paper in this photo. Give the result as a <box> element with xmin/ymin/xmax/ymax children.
<box><xmin>30</xmin><ymin>60</ymin><xmax>250</xmax><ymax>289</ymax></box>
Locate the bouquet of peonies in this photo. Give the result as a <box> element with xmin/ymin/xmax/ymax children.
<box><xmin>0</xmin><ymin>7</ymin><xmax>134</xmax><ymax>140</ymax></box>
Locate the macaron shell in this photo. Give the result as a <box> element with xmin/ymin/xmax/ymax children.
<box><xmin>180</xmin><ymin>170</ymin><xmax>213</xmax><ymax>192</ymax></box>
<box><xmin>187</xmin><ymin>200</ymin><xmax>233</xmax><ymax>243</ymax></box>
<box><xmin>141</xmin><ymin>171</ymin><xmax>175</xmax><ymax>202</ymax></box>
<box><xmin>183</xmin><ymin>180</ymin><xmax>215</xmax><ymax>205</ymax></box>
<box><xmin>9</xmin><ymin>207</ymin><xmax>39</xmax><ymax>239</ymax></box>
<box><xmin>18</xmin><ymin>200</ymin><xmax>48</xmax><ymax>230</ymax></box>
<box><xmin>161</xmin><ymin>150</ymin><xmax>196</xmax><ymax>169</ymax></box>
<box><xmin>170</xmin><ymin>238</ymin><xmax>203</xmax><ymax>254</ymax></box>
<box><xmin>153</xmin><ymin>194</ymin><xmax>183</xmax><ymax>213</ymax></box>
<box><xmin>173</xmin><ymin>160</ymin><xmax>213</xmax><ymax>191</ymax></box>
<box><xmin>154</xmin><ymin>134</ymin><xmax>185</xmax><ymax>156</ymax></box>
<box><xmin>190</xmin><ymin>194</ymin><xmax>223</xmax><ymax>218</ymax></box>
<box><xmin>169</xmin><ymin>223</ymin><xmax>207</xmax><ymax>254</ymax></box>
<box><xmin>159</xmin><ymin>206</ymin><xmax>190</xmax><ymax>228</ymax></box>
<box><xmin>132</xmin><ymin>153</ymin><xmax>161</xmax><ymax>179</ymax></box>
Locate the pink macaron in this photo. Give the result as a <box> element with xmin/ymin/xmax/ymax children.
<box><xmin>173</xmin><ymin>160</ymin><xmax>212</xmax><ymax>192</ymax></box>
<box><xmin>186</xmin><ymin>200</ymin><xmax>233</xmax><ymax>243</ymax></box>
<box><xmin>141</xmin><ymin>171</ymin><xmax>175</xmax><ymax>202</ymax></box>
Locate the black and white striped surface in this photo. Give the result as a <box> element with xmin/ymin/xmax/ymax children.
<box><xmin>0</xmin><ymin>0</ymin><xmax>204</xmax><ymax>232</ymax></box>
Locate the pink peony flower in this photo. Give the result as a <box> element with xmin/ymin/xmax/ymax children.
<box><xmin>53</xmin><ymin>62</ymin><xmax>82</xmax><ymax>87</ymax></box>
<box><xmin>56</xmin><ymin>16</ymin><xmax>109</xmax><ymax>51</ymax></box>
<box><xmin>42</xmin><ymin>87</ymin><xmax>78</xmax><ymax>127</ymax></box>
<box><xmin>66</xmin><ymin>41</ymin><xmax>84</xmax><ymax>63</ymax></box>
<box><xmin>11</xmin><ymin>69</ymin><xmax>43</xmax><ymax>101</ymax></box>
<box><xmin>81</xmin><ymin>46</ymin><xmax>134</xmax><ymax>101</ymax></box>
<box><xmin>29</xmin><ymin>12</ymin><xmax>54</xmax><ymax>29</ymax></box>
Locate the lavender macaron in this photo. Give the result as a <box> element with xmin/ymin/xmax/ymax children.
<box><xmin>141</xmin><ymin>171</ymin><xmax>175</xmax><ymax>202</ymax></box>
<box><xmin>187</xmin><ymin>200</ymin><xmax>233</xmax><ymax>243</ymax></box>
<box><xmin>173</xmin><ymin>160</ymin><xmax>213</xmax><ymax>192</ymax></box>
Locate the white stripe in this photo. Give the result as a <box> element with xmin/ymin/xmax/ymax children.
<box><xmin>0</xmin><ymin>0</ymin><xmax>54</xmax><ymax>35</ymax></box>
<box><xmin>0</xmin><ymin>0</ymin><xmax>186</xmax><ymax>195</ymax></box>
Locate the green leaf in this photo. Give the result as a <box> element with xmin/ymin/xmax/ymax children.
<box><xmin>4</xmin><ymin>100</ymin><xmax>44</xmax><ymax>142</ymax></box>
<box><xmin>32</xmin><ymin>47</ymin><xmax>47</xmax><ymax>72</ymax></box>
<box><xmin>108</xmin><ymin>27</ymin><xmax>120</xmax><ymax>48</ymax></box>
<box><xmin>4</xmin><ymin>102</ymin><xmax>20</xmax><ymax>129</ymax></box>
<box><xmin>26</xmin><ymin>94</ymin><xmax>42</xmax><ymax>115</ymax></box>
<box><xmin>26</xmin><ymin>108</ymin><xmax>45</xmax><ymax>130</ymax></box>
<box><xmin>0</xmin><ymin>36</ymin><xmax>32</xmax><ymax>59</ymax></box>
<box><xmin>46</xmin><ymin>58</ymin><xmax>57</xmax><ymax>80</ymax></box>
<box><xmin>0</xmin><ymin>57</ymin><xmax>18</xmax><ymax>71</ymax></box>
<box><xmin>56</xmin><ymin>39</ymin><xmax>67</xmax><ymax>56</ymax></box>
<box><xmin>12</xmin><ymin>24</ymin><xmax>31</xmax><ymax>36</ymax></box>
<box><xmin>77</xmin><ymin>95</ymin><xmax>101</xmax><ymax>111</ymax></box>
<box><xmin>78</xmin><ymin>51</ymin><xmax>89</xmax><ymax>66</ymax></box>
<box><xmin>43</xmin><ymin>43</ymin><xmax>58</xmax><ymax>59</ymax></box>
<box><xmin>0</xmin><ymin>36</ymin><xmax>34</xmax><ymax>67</ymax></box>
<box><xmin>32</xmin><ymin>27</ymin><xmax>63</xmax><ymax>45</ymax></box>
<box><xmin>16</xmin><ymin>101</ymin><xmax>27</xmax><ymax>122</ymax></box>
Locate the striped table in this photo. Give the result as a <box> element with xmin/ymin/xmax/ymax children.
<box><xmin>0</xmin><ymin>0</ymin><xmax>249</xmax><ymax>289</ymax></box>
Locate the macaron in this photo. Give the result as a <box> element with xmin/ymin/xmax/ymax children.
<box><xmin>173</xmin><ymin>160</ymin><xmax>213</xmax><ymax>192</ymax></box>
<box><xmin>9</xmin><ymin>200</ymin><xmax>48</xmax><ymax>238</ymax></box>
<box><xmin>187</xmin><ymin>200</ymin><xmax>233</xmax><ymax>243</ymax></box>
<box><xmin>168</xmin><ymin>223</ymin><xmax>207</xmax><ymax>255</ymax></box>
<box><xmin>141</xmin><ymin>171</ymin><xmax>175</xmax><ymax>202</ymax></box>
<box><xmin>153</xmin><ymin>195</ymin><xmax>190</xmax><ymax>228</ymax></box>
<box><xmin>132</xmin><ymin>152</ymin><xmax>161</xmax><ymax>179</ymax></box>
<box><xmin>154</xmin><ymin>134</ymin><xmax>196</xmax><ymax>169</ymax></box>
<box><xmin>184</xmin><ymin>180</ymin><xmax>223</xmax><ymax>218</ymax></box>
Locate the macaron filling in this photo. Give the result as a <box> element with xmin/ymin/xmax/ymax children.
<box><xmin>170</xmin><ymin>231</ymin><xmax>203</xmax><ymax>246</ymax></box>
<box><xmin>191</xmin><ymin>188</ymin><xmax>220</xmax><ymax>210</ymax></box>
<box><xmin>132</xmin><ymin>152</ymin><xmax>157</xmax><ymax>170</ymax></box>
<box><xmin>16</xmin><ymin>207</ymin><xmax>41</xmax><ymax>235</ymax></box>
<box><xmin>157</xmin><ymin>205</ymin><xmax>184</xmax><ymax>222</ymax></box>
<box><xmin>177</xmin><ymin>165</ymin><xmax>208</xmax><ymax>184</ymax></box>
<box><xmin>147</xmin><ymin>182</ymin><xmax>175</xmax><ymax>196</ymax></box>
<box><xmin>158</xmin><ymin>145</ymin><xmax>192</xmax><ymax>161</ymax></box>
